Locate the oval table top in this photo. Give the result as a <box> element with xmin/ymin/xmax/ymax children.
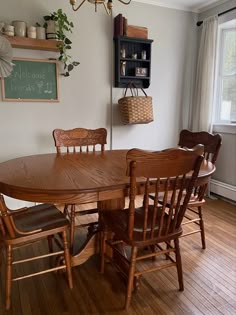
<box><xmin>0</xmin><ymin>150</ymin><xmax>215</xmax><ymax>204</ymax></box>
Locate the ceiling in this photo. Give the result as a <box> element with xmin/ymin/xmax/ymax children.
<box><xmin>133</xmin><ymin>0</ymin><xmax>227</xmax><ymax>13</ymax></box>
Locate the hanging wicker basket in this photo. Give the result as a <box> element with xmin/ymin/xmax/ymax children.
<box><xmin>118</xmin><ymin>83</ymin><xmax>153</xmax><ymax>125</ymax></box>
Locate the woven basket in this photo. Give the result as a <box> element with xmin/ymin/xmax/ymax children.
<box><xmin>118</xmin><ymin>84</ymin><xmax>153</xmax><ymax>124</ymax></box>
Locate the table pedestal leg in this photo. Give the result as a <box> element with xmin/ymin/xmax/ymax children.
<box><xmin>71</xmin><ymin>198</ymin><xmax>125</xmax><ymax>267</ymax></box>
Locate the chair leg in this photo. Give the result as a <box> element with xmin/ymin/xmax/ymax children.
<box><xmin>100</xmin><ymin>229</ymin><xmax>108</xmax><ymax>274</ymax></box>
<box><xmin>198</xmin><ymin>206</ymin><xmax>206</xmax><ymax>249</ymax></box>
<box><xmin>166</xmin><ymin>241</ymin><xmax>171</xmax><ymax>260</ymax></box>
<box><xmin>174</xmin><ymin>238</ymin><xmax>184</xmax><ymax>292</ymax></box>
<box><xmin>63</xmin><ymin>204</ymin><xmax>69</xmax><ymax>217</ymax></box>
<box><xmin>0</xmin><ymin>217</ymin><xmax>5</xmax><ymax>236</ymax></box>
<box><xmin>0</xmin><ymin>242</ymin><xmax>3</xmax><ymax>269</ymax></box>
<box><xmin>0</xmin><ymin>219</ymin><xmax>5</xmax><ymax>268</ymax></box>
<box><xmin>5</xmin><ymin>245</ymin><xmax>12</xmax><ymax>310</ymax></box>
<box><xmin>62</xmin><ymin>230</ymin><xmax>73</xmax><ymax>289</ymax></box>
<box><xmin>150</xmin><ymin>245</ymin><xmax>156</xmax><ymax>261</ymax></box>
<box><xmin>125</xmin><ymin>246</ymin><xmax>138</xmax><ymax>310</ymax></box>
<box><xmin>47</xmin><ymin>236</ymin><xmax>53</xmax><ymax>253</ymax></box>
<box><xmin>70</xmin><ymin>205</ymin><xmax>76</xmax><ymax>253</ymax></box>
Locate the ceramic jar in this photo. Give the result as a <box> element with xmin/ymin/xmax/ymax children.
<box><xmin>3</xmin><ymin>24</ymin><xmax>14</xmax><ymax>37</ymax></box>
<box><xmin>46</xmin><ymin>20</ymin><xmax>57</xmax><ymax>40</ymax></box>
<box><xmin>36</xmin><ymin>26</ymin><xmax>46</xmax><ymax>40</ymax></box>
<box><xmin>12</xmin><ymin>20</ymin><xmax>27</xmax><ymax>37</ymax></box>
<box><xmin>27</xmin><ymin>26</ymin><xmax>36</xmax><ymax>39</ymax></box>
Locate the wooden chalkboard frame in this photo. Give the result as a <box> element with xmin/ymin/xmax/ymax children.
<box><xmin>1</xmin><ymin>58</ymin><xmax>59</xmax><ymax>102</ymax></box>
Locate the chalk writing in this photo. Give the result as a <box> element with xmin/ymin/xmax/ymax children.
<box><xmin>2</xmin><ymin>59</ymin><xmax>58</xmax><ymax>101</ymax></box>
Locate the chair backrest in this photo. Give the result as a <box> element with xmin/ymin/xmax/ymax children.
<box><xmin>178</xmin><ymin>130</ymin><xmax>222</xmax><ymax>164</ymax></box>
<box><xmin>53</xmin><ymin>128</ymin><xmax>107</xmax><ymax>153</ymax></box>
<box><xmin>0</xmin><ymin>195</ymin><xmax>18</xmax><ymax>238</ymax></box>
<box><xmin>125</xmin><ymin>146</ymin><xmax>204</xmax><ymax>241</ymax></box>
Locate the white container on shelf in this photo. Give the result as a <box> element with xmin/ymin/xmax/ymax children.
<box><xmin>3</xmin><ymin>24</ymin><xmax>14</xmax><ymax>36</ymax></box>
<box><xmin>46</xmin><ymin>20</ymin><xmax>57</xmax><ymax>40</ymax></box>
<box><xmin>27</xmin><ymin>26</ymin><xmax>36</xmax><ymax>39</ymax></box>
<box><xmin>12</xmin><ymin>20</ymin><xmax>27</xmax><ymax>37</ymax></box>
<box><xmin>36</xmin><ymin>26</ymin><xmax>46</xmax><ymax>40</ymax></box>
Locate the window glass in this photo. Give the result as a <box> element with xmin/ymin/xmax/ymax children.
<box><xmin>215</xmin><ymin>23</ymin><xmax>236</xmax><ymax>124</ymax></box>
<box><xmin>222</xmin><ymin>30</ymin><xmax>236</xmax><ymax>75</ymax></box>
<box><xmin>221</xmin><ymin>77</ymin><xmax>236</xmax><ymax>120</ymax></box>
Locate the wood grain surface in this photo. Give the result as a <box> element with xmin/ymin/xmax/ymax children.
<box><xmin>0</xmin><ymin>150</ymin><xmax>215</xmax><ymax>204</ymax></box>
<box><xmin>0</xmin><ymin>197</ymin><xmax>235</xmax><ymax>315</ymax></box>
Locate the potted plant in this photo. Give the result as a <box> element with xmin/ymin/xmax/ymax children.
<box><xmin>44</xmin><ymin>9</ymin><xmax>79</xmax><ymax>77</ymax></box>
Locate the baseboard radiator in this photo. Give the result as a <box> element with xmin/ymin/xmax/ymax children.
<box><xmin>210</xmin><ymin>179</ymin><xmax>236</xmax><ymax>202</ymax></box>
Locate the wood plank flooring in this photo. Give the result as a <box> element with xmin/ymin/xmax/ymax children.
<box><xmin>0</xmin><ymin>197</ymin><xmax>235</xmax><ymax>314</ymax></box>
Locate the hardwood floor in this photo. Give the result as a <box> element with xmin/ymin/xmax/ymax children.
<box><xmin>0</xmin><ymin>197</ymin><xmax>235</xmax><ymax>314</ymax></box>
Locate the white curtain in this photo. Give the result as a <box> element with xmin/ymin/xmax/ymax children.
<box><xmin>192</xmin><ymin>15</ymin><xmax>218</xmax><ymax>132</ymax></box>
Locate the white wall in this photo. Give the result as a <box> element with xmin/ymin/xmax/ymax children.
<box><xmin>112</xmin><ymin>2</ymin><xmax>198</xmax><ymax>150</ymax></box>
<box><xmin>0</xmin><ymin>1</ymin><xmax>198</xmax><ymax>207</ymax></box>
<box><xmin>0</xmin><ymin>0</ymin><xmax>112</xmax><ymax>162</ymax></box>
<box><xmin>0</xmin><ymin>0</ymin><xmax>198</xmax><ymax>161</ymax></box>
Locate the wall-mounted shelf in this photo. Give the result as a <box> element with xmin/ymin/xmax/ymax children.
<box><xmin>2</xmin><ymin>35</ymin><xmax>61</xmax><ymax>52</ymax></box>
<box><xmin>114</xmin><ymin>36</ymin><xmax>153</xmax><ymax>88</ymax></box>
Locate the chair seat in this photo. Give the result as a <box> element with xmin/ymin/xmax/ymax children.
<box><xmin>3</xmin><ymin>204</ymin><xmax>69</xmax><ymax>243</ymax></box>
<box><xmin>0</xmin><ymin>195</ymin><xmax>73</xmax><ymax>311</ymax></box>
<box><xmin>102</xmin><ymin>206</ymin><xmax>182</xmax><ymax>246</ymax></box>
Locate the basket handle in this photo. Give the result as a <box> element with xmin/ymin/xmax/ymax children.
<box><xmin>124</xmin><ymin>82</ymin><xmax>137</xmax><ymax>97</ymax></box>
<box><xmin>124</xmin><ymin>82</ymin><xmax>147</xmax><ymax>97</ymax></box>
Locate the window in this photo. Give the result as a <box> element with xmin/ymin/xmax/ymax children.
<box><xmin>214</xmin><ymin>19</ymin><xmax>236</xmax><ymax>124</ymax></box>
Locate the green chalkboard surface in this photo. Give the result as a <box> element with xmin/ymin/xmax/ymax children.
<box><xmin>1</xmin><ymin>58</ymin><xmax>59</xmax><ymax>102</ymax></box>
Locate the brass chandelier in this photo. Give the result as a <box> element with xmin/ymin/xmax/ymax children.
<box><xmin>69</xmin><ymin>0</ymin><xmax>132</xmax><ymax>15</ymax></box>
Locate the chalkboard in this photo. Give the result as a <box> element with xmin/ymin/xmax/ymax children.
<box><xmin>1</xmin><ymin>58</ymin><xmax>59</xmax><ymax>102</ymax></box>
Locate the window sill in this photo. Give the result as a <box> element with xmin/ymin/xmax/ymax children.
<box><xmin>213</xmin><ymin>124</ymin><xmax>236</xmax><ymax>134</ymax></box>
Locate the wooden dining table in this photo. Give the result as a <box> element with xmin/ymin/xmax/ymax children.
<box><xmin>0</xmin><ymin>149</ymin><xmax>215</xmax><ymax>266</ymax></box>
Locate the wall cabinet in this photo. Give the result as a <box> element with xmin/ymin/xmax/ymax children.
<box><xmin>114</xmin><ymin>36</ymin><xmax>153</xmax><ymax>88</ymax></box>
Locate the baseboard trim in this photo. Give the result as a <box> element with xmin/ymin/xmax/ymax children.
<box><xmin>210</xmin><ymin>179</ymin><xmax>236</xmax><ymax>202</ymax></box>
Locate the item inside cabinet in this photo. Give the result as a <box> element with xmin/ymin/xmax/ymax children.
<box><xmin>114</xmin><ymin>36</ymin><xmax>153</xmax><ymax>88</ymax></box>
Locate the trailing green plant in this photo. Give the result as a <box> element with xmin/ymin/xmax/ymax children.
<box><xmin>44</xmin><ymin>9</ymin><xmax>80</xmax><ymax>77</ymax></box>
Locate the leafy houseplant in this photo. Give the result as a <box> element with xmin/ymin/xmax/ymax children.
<box><xmin>44</xmin><ymin>9</ymin><xmax>79</xmax><ymax>77</ymax></box>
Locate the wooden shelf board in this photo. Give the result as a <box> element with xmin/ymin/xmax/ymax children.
<box><xmin>120</xmin><ymin>58</ymin><xmax>150</xmax><ymax>62</ymax></box>
<box><xmin>2</xmin><ymin>35</ymin><xmax>61</xmax><ymax>52</ymax></box>
<box><xmin>120</xmin><ymin>76</ymin><xmax>150</xmax><ymax>79</ymax></box>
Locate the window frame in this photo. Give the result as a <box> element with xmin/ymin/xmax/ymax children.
<box><xmin>214</xmin><ymin>19</ymin><xmax>236</xmax><ymax>125</ymax></box>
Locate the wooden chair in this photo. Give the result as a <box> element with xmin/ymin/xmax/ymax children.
<box><xmin>178</xmin><ymin>130</ymin><xmax>222</xmax><ymax>248</ymax></box>
<box><xmin>150</xmin><ymin>130</ymin><xmax>222</xmax><ymax>249</ymax></box>
<box><xmin>100</xmin><ymin>146</ymin><xmax>204</xmax><ymax>309</ymax></box>
<box><xmin>53</xmin><ymin>128</ymin><xmax>107</xmax><ymax>251</ymax></box>
<box><xmin>0</xmin><ymin>194</ymin><xmax>73</xmax><ymax>310</ymax></box>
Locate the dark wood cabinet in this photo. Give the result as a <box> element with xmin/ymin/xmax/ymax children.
<box><xmin>114</xmin><ymin>36</ymin><xmax>153</xmax><ymax>88</ymax></box>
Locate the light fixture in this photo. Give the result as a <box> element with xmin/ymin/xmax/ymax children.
<box><xmin>69</xmin><ymin>0</ymin><xmax>132</xmax><ymax>15</ymax></box>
